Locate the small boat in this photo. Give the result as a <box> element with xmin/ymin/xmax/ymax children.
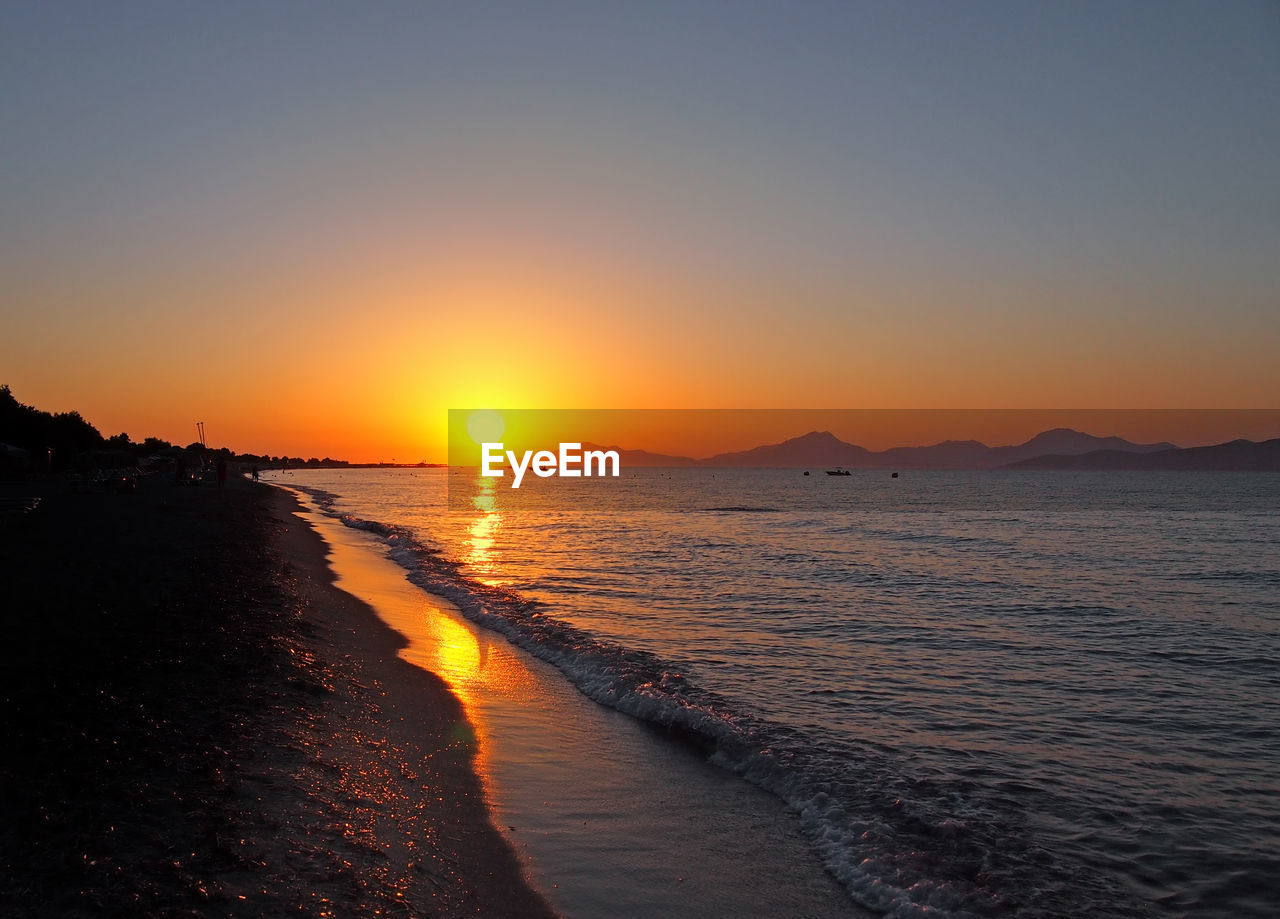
<box><xmin>825</xmin><ymin>467</ymin><xmax>851</xmax><ymax>476</ymax></box>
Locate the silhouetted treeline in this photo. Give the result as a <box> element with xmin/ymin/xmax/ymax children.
<box><xmin>2</xmin><ymin>385</ymin><xmax>106</xmax><ymax>471</ymax></box>
<box><xmin>0</xmin><ymin>385</ymin><xmax>350</xmax><ymax>474</ymax></box>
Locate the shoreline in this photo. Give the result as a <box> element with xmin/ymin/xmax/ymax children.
<box><xmin>277</xmin><ymin>471</ymin><xmax>869</xmax><ymax>919</ymax></box>
<box><xmin>259</xmin><ymin>483</ymin><xmax>556</xmax><ymax>917</ymax></box>
<box><xmin>0</xmin><ymin>474</ymin><xmax>553</xmax><ymax>917</ymax></box>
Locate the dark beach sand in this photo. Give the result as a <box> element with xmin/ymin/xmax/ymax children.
<box><xmin>0</xmin><ymin>474</ymin><xmax>554</xmax><ymax>918</ymax></box>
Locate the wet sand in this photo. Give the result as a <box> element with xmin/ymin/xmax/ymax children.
<box><xmin>0</xmin><ymin>474</ymin><xmax>553</xmax><ymax>917</ymax></box>
<box><xmin>282</xmin><ymin>483</ymin><xmax>869</xmax><ymax>919</ymax></box>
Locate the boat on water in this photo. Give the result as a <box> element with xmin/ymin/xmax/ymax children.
<box><xmin>825</xmin><ymin>467</ymin><xmax>852</xmax><ymax>476</ymax></box>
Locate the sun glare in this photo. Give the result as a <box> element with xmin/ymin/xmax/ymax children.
<box><xmin>467</xmin><ymin>410</ymin><xmax>506</xmax><ymax>445</ymax></box>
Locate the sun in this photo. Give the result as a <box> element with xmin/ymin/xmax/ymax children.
<box><xmin>466</xmin><ymin>410</ymin><xmax>506</xmax><ymax>445</ymax></box>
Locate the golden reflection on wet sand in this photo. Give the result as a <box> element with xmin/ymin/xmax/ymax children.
<box><xmin>285</xmin><ymin>491</ymin><xmax>528</xmax><ymax>790</ymax></box>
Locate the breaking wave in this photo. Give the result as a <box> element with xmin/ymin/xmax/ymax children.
<box><xmin>291</xmin><ymin>484</ymin><xmax>1155</xmax><ymax>919</ymax></box>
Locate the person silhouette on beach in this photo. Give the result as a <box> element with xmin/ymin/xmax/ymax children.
<box><xmin>216</xmin><ymin>456</ymin><xmax>227</xmax><ymax>489</ymax></box>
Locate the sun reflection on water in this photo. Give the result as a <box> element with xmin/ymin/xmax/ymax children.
<box><xmin>465</xmin><ymin>475</ymin><xmax>507</xmax><ymax>586</ymax></box>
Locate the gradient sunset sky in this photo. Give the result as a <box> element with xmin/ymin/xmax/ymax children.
<box><xmin>2</xmin><ymin>2</ymin><xmax>1277</xmax><ymax>461</ymax></box>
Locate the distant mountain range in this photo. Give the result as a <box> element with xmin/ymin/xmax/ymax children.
<box><xmin>583</xmin><ymin>428</ymin><xmax>1280</xmax><ymax>471</ymax></box>
<box><xmin>1005</xmin><ymin>437</ymin><xmax>1280</xmax><ymax>471</ymax></box>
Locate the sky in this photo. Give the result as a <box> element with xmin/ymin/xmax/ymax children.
<box><xmin>2</xmin><ymin>1</ymin><xmax>1277</xmax><ymax>461</ymax></box>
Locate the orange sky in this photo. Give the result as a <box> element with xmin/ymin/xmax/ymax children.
<box><xmin>4</xmin><ymin>255</ymin><xmax>1278</xmax><ymax>461</ymax></box>
<box><xmin>2</xmin><ymin>5</ymin><xmax>1277</xmax><ymax>462</ymax></box>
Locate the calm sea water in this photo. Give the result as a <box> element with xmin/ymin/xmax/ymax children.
<box><xmin>268</xmin><ymin>467</ymin><xmax>1280</xmax><ymax>918</ymax></box>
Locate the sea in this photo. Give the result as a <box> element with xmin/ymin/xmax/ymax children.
<box><xmin>264</xmin><ymin>467</ymin><xmax>1280</xmax><ymax>918</ymax></box>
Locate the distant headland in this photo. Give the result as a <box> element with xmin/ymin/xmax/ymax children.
<box><xmin>585</xmin><ymin>427</ymin><xmax>1280</xmax><ymax>471</ymax></box>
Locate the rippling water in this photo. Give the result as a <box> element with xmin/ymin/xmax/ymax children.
<box><xmin>268</xmin><ymin>467</ymin><xmax>1280</xmax><ymax>918</ymax></box>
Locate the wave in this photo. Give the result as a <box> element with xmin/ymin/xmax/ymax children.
<box><xmin>288</xmin><ymin>483</ymin><xmax>1154</xmax><ymax>919</ymax></box>
<box><xmin>700</xmin><ymin>505</ymin><xmax>783</xmax><ymax>513</ymax></box>
<box><xmin>1172</xmin><ymin>569</ymin><xmax>1280</xmax><ymax>585</ymax></box>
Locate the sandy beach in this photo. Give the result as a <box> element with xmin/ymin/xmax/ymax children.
<box><xmin>0</xmin><ymin>474</ymin><xmax>553</xmax><ymax>918</ymax></box>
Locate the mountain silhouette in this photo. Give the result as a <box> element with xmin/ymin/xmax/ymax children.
<box><xmin>580</xmin><ymin>443</ymin><xmax>702</xmax><ymax>467</ymax></box>
<box><xmin>703</xmin><ymin>430</ymin><xmax>873</xmax><ymax>467</ymax></box>
<box><xmin>1003</xmin><ymin>437</ymin><xmax>1280</xmax><ymax>471</ymax></box>
<box><xmin>590</xmin><ymin>428</ymin><xmax>1186</xmax><ymax>469</ymax></box>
